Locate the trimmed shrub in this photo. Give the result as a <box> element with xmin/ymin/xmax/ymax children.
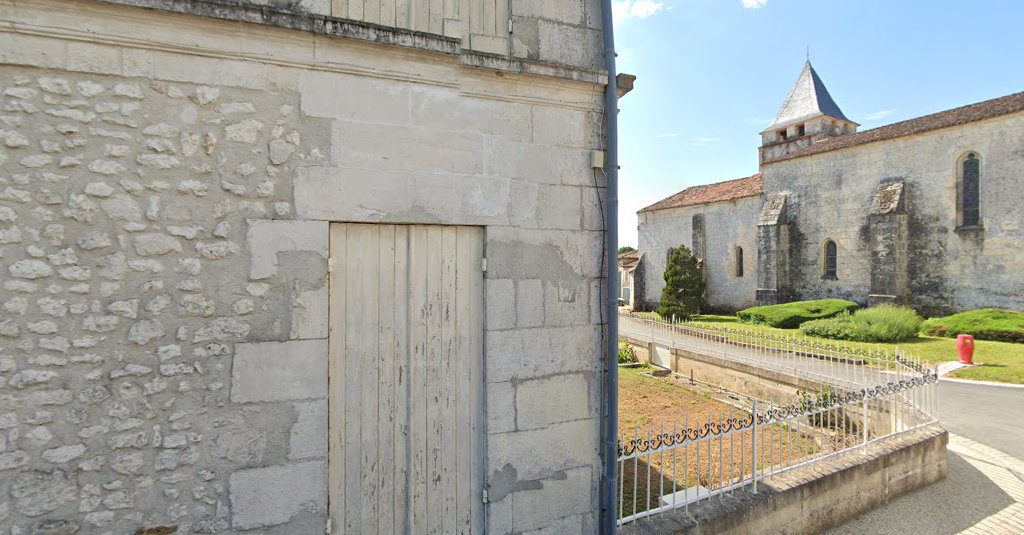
<box><xmin>799</xmin><ymin>305</ymin><xmax>923</xmax><ymax>343</ymax></box>
<box><xmin>658</xmin><ymin>245</ymin><xmax>706</xmax><ymax>320</ymax></box>
<box><xmin>921</xmin><ymin>308</ymin><xmax>1024</xmax><ymax>344</ymax></box>
<box><xmin>736</xmin><ymin>299</ymin><xmax>858</xmax><ymax>329</ymax></box>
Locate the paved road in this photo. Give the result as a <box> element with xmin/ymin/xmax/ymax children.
<box><xmin>825</xmin><ymin>379</ymin><xmax>1024</xmax><ymax>535</ymax></box>
<box><xmin>938</xmin><ymin>380</ymin><xmax>1024</xmax><ymax>459</ymax></box>
<box><xmin>620</xmin><ymin>315</ymin><xmax>898</xmax><ymax>389</ymax></box>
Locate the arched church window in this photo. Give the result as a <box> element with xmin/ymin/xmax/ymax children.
<box><xmin>735</xmin><ymin>246</ymin><xmax>744</xmax><ymax>277</ymax></box>
<box><xmin>958</xmin><ymin>152</ymin><xmax>981</xmax><ymax>227</ymax></box>
<box><xmin>823</xmin><ymin>240</ymin><xmax>838</xmax><ymax>279</ymax></box>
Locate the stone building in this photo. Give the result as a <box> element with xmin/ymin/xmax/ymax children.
<box><xmin>616</xmin><ymin>250</ymin><xmax>641</xmax><ymax>308</ymax></box>
<box><xmin>0</xmin><ymin>1</ymin><xmax>625</xmax><ymax>533</ymax></box>
<box><xmin>638</xmin><ymin>61</ymin><xmax>1024</xmax><ymax>314</ymax></box>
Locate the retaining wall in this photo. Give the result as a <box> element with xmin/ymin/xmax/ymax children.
<box><xmin>618</xmin><ymin>425</ymin><xmax>948</xmax><ymax>535</ymax></box>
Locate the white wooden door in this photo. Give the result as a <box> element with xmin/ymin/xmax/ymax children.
<box><xmin>328</xmin><ymin>224</ymin><xmax>484</xmax><ymax>535</ymax></box>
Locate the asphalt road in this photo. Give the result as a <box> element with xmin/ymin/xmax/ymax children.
<box><xmin>937</xmin><ymin>380</ymin><xmax>1024</xmax><ymax>459</ymax></box>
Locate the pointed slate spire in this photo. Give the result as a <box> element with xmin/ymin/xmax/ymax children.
<box><xmin>764</xmin><ymin>61</ymin><xmax>853</xmax><ymax>132</ymax></box>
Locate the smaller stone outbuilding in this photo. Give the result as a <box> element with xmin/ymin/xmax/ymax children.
<box><xmin>617</xmin><ymin>250</ymin><xmax>642</xmax><ymax>308</ymax></box>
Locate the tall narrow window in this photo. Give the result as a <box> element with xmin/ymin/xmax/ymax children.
<box><xmin>797</xmin><ymin>124</ymin><xmax>806</xmax><ymax>137</ymax></box>
<box><xmin>823</xmin><ymin>240</ymin><xmax>838</xmax><ymax>279</ymax></box>
<box><xmin>667</xmin><ymin>247</ymin><xmax>676</xmax><ymax>265</ymax></box>
<box><xmin>960</xmin><ymin>152</ymin><xmax>981</xmax><ymax>227</ymax></box>
<box><xmin>735</xmin><ymin>246</ymin><xmax>744</xmax><ymax>277</ymax></box>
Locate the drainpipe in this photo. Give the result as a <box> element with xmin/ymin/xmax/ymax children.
<box><xmin>599</xmin><ymin>0</ymin><xmax>619</xmax><ymax>533</ymax></box>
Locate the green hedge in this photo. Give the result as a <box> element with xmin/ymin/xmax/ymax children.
<box><xmin>799</xmin><ymin>305</ymin><xmax>923</xmax><ymax>343</ymax></box>
<box><xmin>921</xmin><ymin>308</ymin><xmax>1024</xmax><ymax>344</ymax></box>
<box><xmin>736</xmin><ymin>299</ymin><xmax>858</xmax><ymax>329</ymax></box>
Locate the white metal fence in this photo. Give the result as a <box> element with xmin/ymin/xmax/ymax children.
<box><xmin>616</xmin><ymin>313</ymin><xmax>939</xmax><ymax>525</ymax></box>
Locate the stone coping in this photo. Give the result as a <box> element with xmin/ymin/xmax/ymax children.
<box><xmin>95</xmin><ymin>0</ymin><xmax>612</xmax><ymax>85</ymax></box>
<box><xmin>619</xmin><ymin>425</ymin><xmax>948</xmax><ymax>535</ymax></box>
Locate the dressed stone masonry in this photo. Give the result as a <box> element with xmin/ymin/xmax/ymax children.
<box><xmin>0</xmin><ymin>0</ymin><xmax>618</xmax><ymax>533</ymax></box>
<box><xmin>637</xmin><ymin>61</ymin><xmax>1024</xmax><ymax>314</ymax></box>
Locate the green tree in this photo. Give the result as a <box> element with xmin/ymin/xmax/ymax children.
<box><xmin>618</xmin><ymin>246</ymin><xmax>636</xmax><ymax>254</ymax></box>
<box><xmin>658</xmin><ymin>245</ymin><xmax>706</xmax><ymax>320</ymax></box>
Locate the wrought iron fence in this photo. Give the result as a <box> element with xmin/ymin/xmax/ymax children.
<box><xmin>619</xmin><ymin>313</ymin><xmax>931</xmax><ymax>389</ymax></box>
<box><xmin>616</xmin><ymin>313</ymin><xmax>939</xmax><ymax>525</ymax></box>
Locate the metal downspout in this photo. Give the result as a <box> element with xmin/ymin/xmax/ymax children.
<box><xmin>599</xmin><ymin>0</ymin><xmax>619</xmax><ymax>532</ymax></box>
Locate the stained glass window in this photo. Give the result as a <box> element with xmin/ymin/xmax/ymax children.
<box><xmin>824</xmin><ymin>240</ymin><xmax>837</xmax><ymax>279</ymax></box>
<box><xmin>962</xmin><ymin>153</ymin><xmax>980</xmax><ymax>227</ymax></box>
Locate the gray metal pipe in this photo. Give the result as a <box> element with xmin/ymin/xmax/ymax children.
<box><xmin>598</xmin><ymin>0</ymin><xmax>619</xmax><ymax>532</ymax></box>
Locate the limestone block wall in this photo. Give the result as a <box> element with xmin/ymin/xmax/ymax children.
<box><xmin>636</xmin><ymin>196</ymin><xmax>761</xmax><ymax>312</ymax></box>
<box><xmin>108</xmin><ymin>0</ymin><xmax>606</xmax><ymax>71</ymax></box>
<box><xmin>761</xmin><ymin>112</ymin><xmax>1024</xmax><ymax>313</ymax></box>
<box><xmin>0</xmin><ymin>1</ymin><xmax>609</xmax><ymax>533</ymax></box>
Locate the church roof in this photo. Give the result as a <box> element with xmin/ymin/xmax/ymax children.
<box><xmin>769</xmin><ymin>90</ymin><xmax>1024</xmax><ymax>163</ymax></box>
<box><xmin>638</xmin><ymin>173</ymin><xmax>762</xmax><ymax>213</ymax></box>
<box><xmin>764</xmin><ymin>61</ymin><xmax>853</xmax><ymax>132</ymax></box>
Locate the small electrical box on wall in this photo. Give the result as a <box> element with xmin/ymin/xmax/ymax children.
<box><xmin>591</xmin><ymin>150</ymin><xmax>606</xmax><ymax>169</ymax></box>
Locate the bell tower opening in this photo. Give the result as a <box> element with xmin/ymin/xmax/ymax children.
<box><xmin>759</xmin><ymin>61</ymin><xmax>858</xmax><ymax>165</ymax></box>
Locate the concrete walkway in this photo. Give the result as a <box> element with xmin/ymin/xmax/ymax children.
<box><xmin>620</xmin><ymin>315</ymin><xmax>913</xmax><ymax>389</ymax></box>
<box><xmin>826</xmin><ymin>379</ymin><xmax>1024</xmax><ymax>534</ymax></box>
<box><xmin>825</xmin><ymin>434</ymin><xmax>1024</xmax><ymax>535</ymax></box>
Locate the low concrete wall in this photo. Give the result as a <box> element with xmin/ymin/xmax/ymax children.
<box><xmin>619</xmin><ymin>425</ymin><xmax>948</xmax><ymax>535</ymax></box>
<box><xmin>619</xmin><ymin>336</ymin><xmax>829</xmax><ymax>405</ymax></box>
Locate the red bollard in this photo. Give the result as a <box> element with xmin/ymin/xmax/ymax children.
<box><xmin>956</xmin><ymin>334</ymin><xmax>975</xmax><ymax>365</ymax></box>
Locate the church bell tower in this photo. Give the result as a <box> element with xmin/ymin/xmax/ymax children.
<box><xmin>759</xmin><ymin>61</ymin><xmax>858</xmax><ymax>165</ymax></box>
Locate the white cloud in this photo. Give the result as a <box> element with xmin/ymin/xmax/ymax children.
<box><xmin>613</xmin><ymin>0</ymin><xmax>666</xmax><ymax>24</ymax></box>
<box><xmin>691</xmin><ymin>137</ymin><xmax>723</xmax><ymax>146</ymax></box>
<box><xmin>655</xmin><ymin>132</ymin><xmax>686</xmax><ymax>138</ymax></box>
<box><xmin>864</xmin><ymin>109</ymin><xmax>895</xmax><ymax>121</ymax></box>
<box><xmin>742</xmin><ymin>0</ymin><xmax>768</xmax><ymax>8</ymax></box>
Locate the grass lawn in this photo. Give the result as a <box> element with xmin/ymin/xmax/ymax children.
<box><xmin>634</xmin><ymin>312</ymin><xmax>1024</xmax><ymax>384</ymax></box>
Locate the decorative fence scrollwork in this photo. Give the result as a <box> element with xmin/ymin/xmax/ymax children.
<box><xmin>615</xmin><ymin>313</ymin><xmax>940</xmax><ymax>525</ymax></box>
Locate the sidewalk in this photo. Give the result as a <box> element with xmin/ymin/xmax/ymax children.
<box><xmin>619</xmin><ymin>315</ymin><xmax>906</xmax><ymax>389</ymax></box>
<box><xmin>825</xmin><ymin>434</ymin><xmax>1024</xmax><ymax>534</ymax></box>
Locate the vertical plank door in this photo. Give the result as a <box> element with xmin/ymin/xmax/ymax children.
<box><xmin>328</xmin><ymin>224</ymin><xmax>484</xmax><ymax>535</ymax></box>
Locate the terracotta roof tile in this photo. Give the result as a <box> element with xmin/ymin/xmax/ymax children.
<box><xmin>770</xmin><ymin>91</ymin><xmax>1024</xmax><ymax>163</ymax></box>
<box><xmin>618</xmin><ymin>250</ymin><xmax>641</xmax><ymax>272</ymax></box>
<box><xmin>638</xmin><ymin>173</ymin><xmax>762</xmax><ymax>213</ymax></box>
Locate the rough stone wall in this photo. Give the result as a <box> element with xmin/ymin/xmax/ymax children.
<box><xmin>0</xmin><ymin>62</ymin><xmax>328</xmax><ymax>534</ymax></box>
<box><xmin>636</xmin><ymin>196</ymin><xmax>761</xmax><ymax>313</ymax></box>
<box><xmin>0</xmin><ymin>1</ymin><xmax>609</xmax><ymax>533</ymax></box>
<box><xmin>760</xmin><ymin>112</ymin><xmax>1024</xmax><ymax>313</ymax></box>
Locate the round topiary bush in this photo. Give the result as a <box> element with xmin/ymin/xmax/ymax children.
<box><xmin>736</xmin><ymin>299</ymin><xmax>859</xmax><ymax>329</ymax></box>
<box><xmin>921</xmin><ymin>308</ymin><xmax>1024</xmax><ymax>343</ymax></box>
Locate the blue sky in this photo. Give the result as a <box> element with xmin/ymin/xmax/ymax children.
<box><xmin>613</xmin><ymin>0</ymin><xmax>1024</xmax><ymax>247</ymax></box>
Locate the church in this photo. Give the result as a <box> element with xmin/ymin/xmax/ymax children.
<box><xmin>635</xmin><ymin>62</ymin><xmax>1024</xmax><ymax>315</ymax></box>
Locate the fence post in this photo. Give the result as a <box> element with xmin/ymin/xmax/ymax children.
<box><xmin>862</xmin><ymin>395</ymin><xmax>868</xmax><ymax>450</ymax></box>
<box><xmin>751</xmin><ymin>400</ymin><xmax>758</xmax><ymax>494</ymax></box>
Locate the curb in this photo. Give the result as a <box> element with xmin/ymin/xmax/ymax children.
<box><xmin>937</xmin><ymin>360</ymin><xmax>1024</xmax><ymax>389</ymax></box>
<box><xmin>939</xmin><ymin>376</ymin><xmax>1024</xmax><ymax>389</ymax></box>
